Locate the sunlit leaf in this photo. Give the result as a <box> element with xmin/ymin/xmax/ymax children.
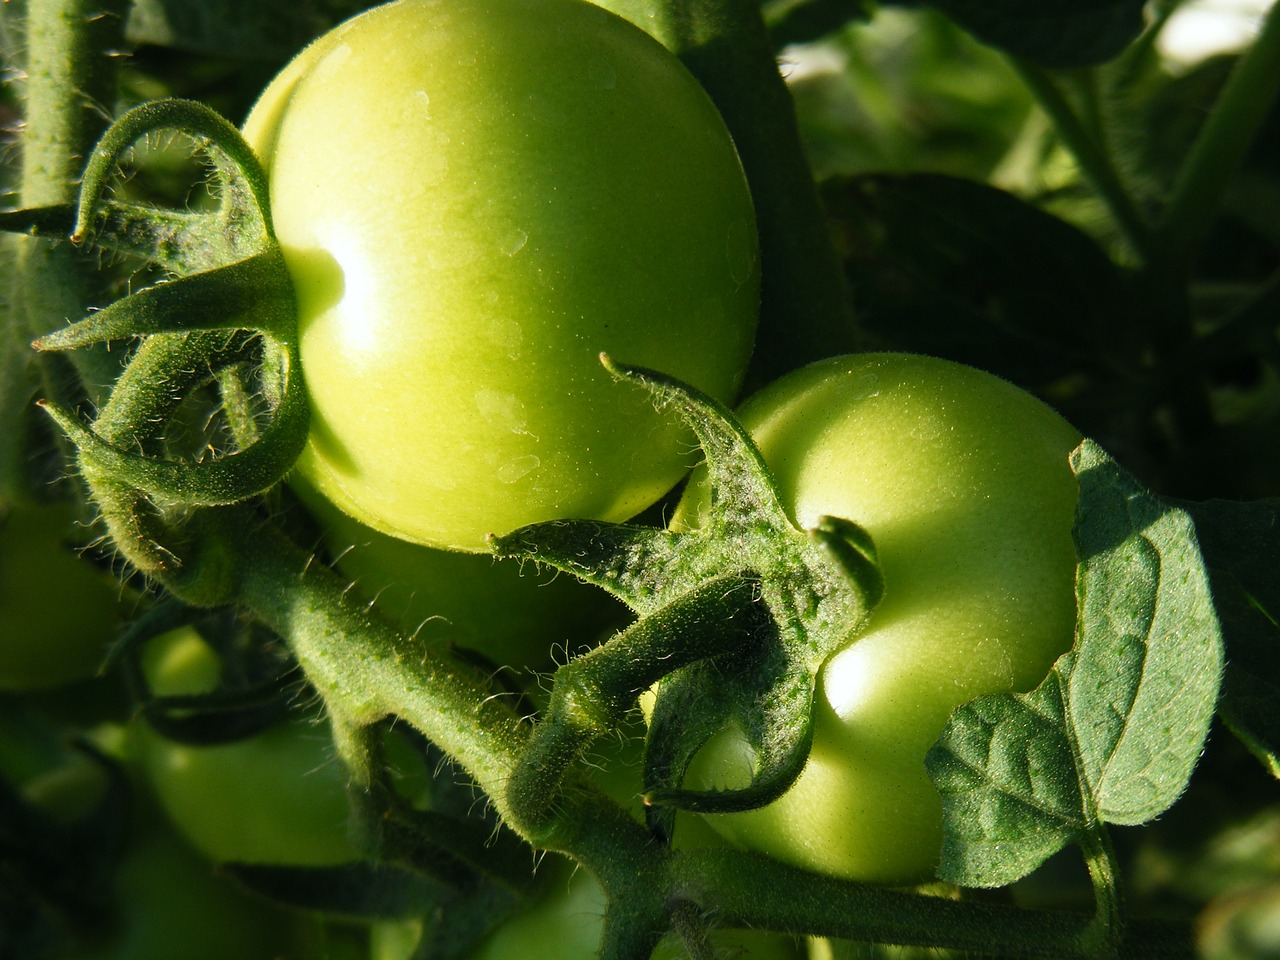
<box><xmin>926</xmin><ymin>441</ymin><xmax>1224</xmax><ymax>887</ymax></box>
<box><xmin>923</xmin><ymin>0</ymin><xmax>1145</xmax><ymax>67</ymax></box>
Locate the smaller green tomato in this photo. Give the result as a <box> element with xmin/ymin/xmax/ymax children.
<box><xmin>134</xmin><ymin>627</ymin><xmax>359</xmax><ymax>866</ymax></box>
<box><xmin>0</xmin><ymin>504</ymin><xmax>125</xmax><ymax>690</ymax></box>
<box><xmin>673</xmin><ymin>353</ymin><xmax>1082</xmax><ymax>884</ymax></box>
<box><xmin>466</xmin><ymin>862</ymin><xmax>802</xmax><ymax>960</ymax></box>
<box><xmin>7</xmin><ymin>730</ymin><xmax>303</xmax><ymax>960</ymax></box>
<box><xmin>294</xmin><ymin>480</ymin><xmax>626</xmax><ymax>674</ymax></box>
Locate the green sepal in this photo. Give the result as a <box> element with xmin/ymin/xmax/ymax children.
<box><xmin>40</xmin><ymin>377</ymin><xmax>304</xmax><ymax>508</ymax></box>
<box><xmin>492</xmin><ymin>357</ymin><xmax>883</xmax><ymax>835</ymax></box>
<box><xmin>74</xmin><ymin>98</ymin><xmax>274</xmax><ymax>264</ymax></box>
<box><xmin>29</xmin><ymin>97</ymin><xmax>306</xmax><ymax>593</ymax></box>
<box><xmin>33</xmin><ymin>251</ymin><xmax>295</xmax><ymax>352</ymax></box>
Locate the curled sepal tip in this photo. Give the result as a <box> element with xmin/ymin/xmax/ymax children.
<box><xmin>40</xmin><ymin>378</ymin><xmax>306</xmax><ymax>508</ymax></box>
<box><xmin>74</xmin><ymin>98</ymin><xmax>273</xmax><ymax>256</ymax></box>
<box><xmin>34</xmin><ymin>96</ymin><xmax>307</xmax><ymax>594</ymax></box>
<box><xmin>493</xmin><ymin>359</ymin><xmax>883</xmax><ymax>840</ymax></box>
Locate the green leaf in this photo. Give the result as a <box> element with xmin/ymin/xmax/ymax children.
<box><xmin>926</xmin><ymin>441</ymin><xmax>1224</xmax><ymax>887</ymax></box>
<box><xmin>1182</xmin><ymin>498</ymin><xmax>1280</xmax><ymax>777</ymax></box>
<box><xmin>124</xmin><ymin>0</ymin><xmax>369</xmax><ymax>59</ymax></box>
<box><xmin>822</xmin><ymin>173</ymin><xmax>1139</xmax><ymax>389</ymax></box>
<box><xmin>921</xmin><ymin>0</ymin><xmax>1145</xmax><ymax>68</ymax></box>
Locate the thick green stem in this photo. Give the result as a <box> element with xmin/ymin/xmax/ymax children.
<box><xmin>1158</xmin><ymin>0</ymin><xmax>1280</xmax><ymax>268</ymax></box>
<box><xmin>678</xmin><ymin>847</ymin><xmax>1191</xmax><ymax>959</ymax></box>
<box><xmin>227</xmin><ymin>516</ymin><xmax>531</xmax><ymax>819</ymax></box>
<box><xmin>592</xmin><ymin>0</ymin><xmax>857</xmax><ymax>388</ymax></box>
<box><xmin>5</xmin><ymin>0</ymin><xmax>128</xmax><ymax>501</ymax></box>
<box><xmin>1081</xmin><ymin>828</ymin><xmax>1124</xmax><ymax>955</ymax></box>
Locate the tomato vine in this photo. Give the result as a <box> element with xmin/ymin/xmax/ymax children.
<box><xmin>3</xmin><ymin>1</ymin><xmax>1278</xmax><ymax>958</ymax></box>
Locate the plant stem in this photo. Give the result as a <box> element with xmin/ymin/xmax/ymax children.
<box><xmin>230</xmin><ymin>515</ymin><xmax>531</xmax><ymax>817</ymax></box>
<box><xmin>11</xmin><ymin>0</ymin><xmax>127</xmax><ymax>440</ymax></box>
<box><xmin>1081</xmin><ymin>828</ymin><xmax>1125</xmax><ymax>954</ymax></box>
<box><xmin>1158</xmin><ymin>0</ymin><xmax>1280</xmax><ymax>268</ymax></box>
<box><xmin>590</xmin><ymin>0</ymin><xmax>858</xmax><ymax>389</ymax></box>
<box><xmin>1011</xmin><ymin>60</ymin><xmax>1155</xmax><ymax>265</ymax></box>
<box><xmin>680</xmin><ymin>847</ymin><xmax>1192</xmax><ymax>959</ymax></box>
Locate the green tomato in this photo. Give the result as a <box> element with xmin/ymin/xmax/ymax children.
<box><xmin>0</xmin><ymin>504</ymin><xmax>125</xmax><ymax>690</ymax></box>
<box><xmin>134</xmin><ymin>627</ymin><xmax>359</xmax><ymax>866</ymax></box>
<box><xmin>293</xmin><ymin>479</ymin><xmax>625</xmax><ymax>674</ymax></box>
<box><xmin>243</xmin><ymin>0</ymin><xmax>760</xmax><ymax>553</ymax></box>
<box><xmin>5</xmin><ymin>728</ymin><xmax>303</xmax><ymax>960</ymax></box>
<box><xmin>672</xmin><ymin>353</ymin><xmax>1082</xmax><ymax>884</ymax></box>
<box><xmin>375</xmin><ymin>867</ymin><xmax>802</xmax><ymax>960</ymax></box>
<box><xmin>467</xmin><ymin>863</ymin><xmax>802</xmax><ymax>960</ymax></box>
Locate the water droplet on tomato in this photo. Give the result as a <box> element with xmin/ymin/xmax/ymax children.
<box><xmin>503</xmin><ymin>230</ymin><xmax>529</xmax><ymax>256</ymax></box>
<box><xmin>497</xmin><ymin>455</ymin><xmax>540</xmax><ymax>483</ymax></box>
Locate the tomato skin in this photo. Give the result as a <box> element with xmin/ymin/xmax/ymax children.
<box><xmin>673</xmin><ymin>353</ymin><xmax>1082</xmax><ymax>884</ymax></box>
<box><xmin>134</xmin><ymin>627</ymin><xmax>359</xmax><ymax>866</ymax></box>
<box><xmin>0</xmin><ymin>504</ymin><xmax>124</xmax><ymax>690</ymax></box>
<box><xmin>243</xmin><ymin>0</ymin><xmax>760</xmax><ymax>553</ymax></box>
<box><xmin>293</xmin><ymin>480</ymin><xmax>626</xmax><ymax>674</ymax></box>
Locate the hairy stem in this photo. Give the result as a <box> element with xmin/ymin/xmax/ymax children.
<box><xmin>3</xmin><ymin>0</ymin><xmax>128</xmax><ymax>504</ymax></box>
<box><xmin>679</xmin><ymin>847</ymin><xmax>1191</xmax><ymax>959</ymax></box>
<box><xmin>228</xmin><ymin>514</ymin><xmax>531</xmax><ymax>816</ymax></box>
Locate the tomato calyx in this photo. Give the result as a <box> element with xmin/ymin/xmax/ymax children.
<box><xmin>29</xmin><ymin>99</ymin><xmax>305</xmax><ymax>602</ymax></box>
<box><xmin>490</xmin><ymin>355</ymin><xmax>884</xmax><ymax>843</ymax></box>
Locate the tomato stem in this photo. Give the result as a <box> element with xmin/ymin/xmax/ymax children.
<box><xmin>1</xmin><ymin>0</ymin><xmax>128</xmax><ymax>504</ymax></box>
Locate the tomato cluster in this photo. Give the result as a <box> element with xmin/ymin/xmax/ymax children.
<box><xmin>3</xmin><ymin>0</ymin><xmax>1094</xmax><ymax>956</ymax></box>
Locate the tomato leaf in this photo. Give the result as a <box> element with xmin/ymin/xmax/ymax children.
<box><xmin>925</xmin><ymin>440</ymin><xmax>1224</xmax><ymax>887</ymax></box>
<box><xmin>918</xmin><ymin>0</ymin><xmax>1145</xmax><ymax>68</ymax></box>
<box><xmin>1182</xmin><ymin>498</ymin><xmax>1280</xmax><ymax>777</ymax></box>
<box><xmin>821</xmin><ymin>173</ymin><xmax>1138</xmax><ymax>391</ymax></box>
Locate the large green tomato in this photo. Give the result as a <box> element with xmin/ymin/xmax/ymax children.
<box><xmin>243</xmin><ymin>0</ymin><xmax>759</xmax><ymax>553</ymax></box>
<box><xmin>133</xmin><ymin>627</ymin><xmax>360</xmax><ymax>866</ymax></box>
<box><xmin>0</xmin><ymin>504</ymin><xmax>126</xmax><ymax>690</ymax></box>
<box><xmin>673</xmin><ymin>353</ymin><xmax>1082</xmax><ymax>884</ymax></box>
